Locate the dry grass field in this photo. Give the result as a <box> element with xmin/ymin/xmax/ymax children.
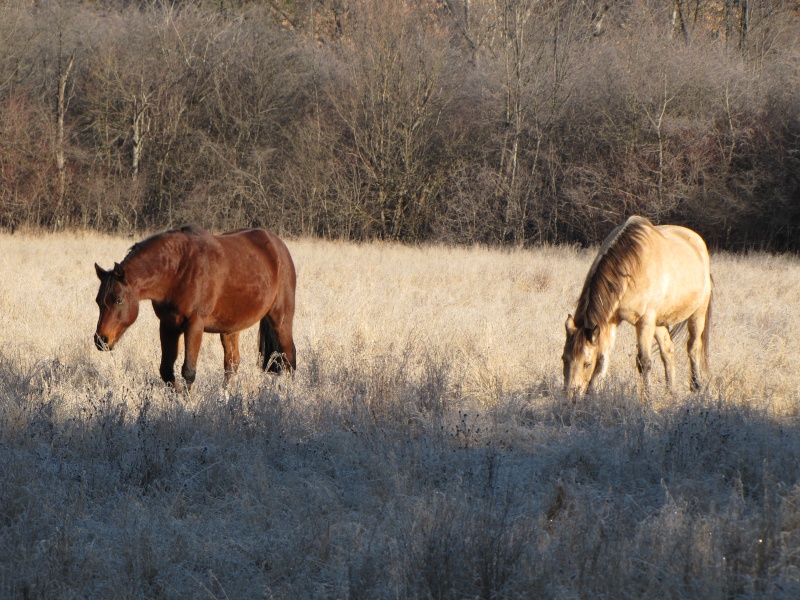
<box><xmin>1</xmin><ymin>231</ymin><xmax>800</xmax><ymax>598</ymax></box>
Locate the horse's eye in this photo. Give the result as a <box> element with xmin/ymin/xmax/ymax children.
<box><xmin>584</xmin><ymin>361</ymin><xmax>592</xmax><ymax>369</ymax></box>
<box><xmin>115</xmin><ymin>297</ymin><xmax>123</xmax><ymax>305</ymax></box>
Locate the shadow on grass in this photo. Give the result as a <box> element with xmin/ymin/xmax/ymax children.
<box><xmin>1</xmin><ymin>353</ymin><xmax>800</xmax><ymax>598</ymax></box>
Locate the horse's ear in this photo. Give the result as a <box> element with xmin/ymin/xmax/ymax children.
<box><xmin>95</xmin><ymin>263</ymin><xmax>108</xmax><ymax>280</ymax></box>
<box><xmin>565</xmin><ymin>315</ymin><xmax>578</xmax><ymax>336</ymax></box>
<box><xmin>586</xmin><ymin>325</ymin><xmax>600</xmax><ymax>345</ymax></box>
<box><xmin>113</xmin><ymin>262</ymin><xmax>126</xmax><ymax>282</ymax></box>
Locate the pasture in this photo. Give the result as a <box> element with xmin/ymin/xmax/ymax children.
<box><xmin>1</xmin><ymin>231</ymin><xmax>799</xmax><ymax>598</ymax></box>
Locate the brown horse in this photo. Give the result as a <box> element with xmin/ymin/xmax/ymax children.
<box><xmin>94</xmin><ymin>226</ymin><xmax>296</xmax><ymax>391</ymax></box>
<box><xmin>562</xmin><ymin>216</ymin><xmax>712</xmax><ymax>400</ymax></box>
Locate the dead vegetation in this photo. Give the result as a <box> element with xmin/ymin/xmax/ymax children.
<box><xmin>0</xmin><ymin>0</ymin><xmax>798</xmax><ymax>249</ymax></box>
<box><xmin>0</xmin><ymin>232</ymin><xmax>799</xmax><ymax>597</ymax></box>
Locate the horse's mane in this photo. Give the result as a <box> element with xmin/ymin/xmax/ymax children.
<box><xmin>122</xmin><ymin>225</ymin><xmax>205</xmax><ymax>264</ymax></box>
<box><xmin>574</xmin><ymin>216</ymin><xmax>654</xmax><ymax>329</ymax></box>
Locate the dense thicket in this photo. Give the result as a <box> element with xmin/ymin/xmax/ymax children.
<box><xmin>0</xmin><ymin>0</ymin><xmax>797</xmax><ymax>249</ymax></box>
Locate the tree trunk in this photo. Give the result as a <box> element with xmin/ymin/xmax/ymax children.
<box><xmin>56</xmin><ymin>49</ymin><xmax>76</xmax><ymax>214</ymax></box>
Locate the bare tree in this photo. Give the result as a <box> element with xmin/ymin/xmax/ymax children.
<box><xmin>323</xmin><ymin>0</ymin><xmax>455</xmax><ymax>240</ymax></box>
<box><xmin>56</xmin><ymin>43</ymin><xmax>75</xmax><ymax>215</ymax></box>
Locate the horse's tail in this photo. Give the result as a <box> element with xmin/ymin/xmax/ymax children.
<box><xmin>667</xmin><ymin>320</ymin><xmax>688</xmax><ymax>346</ymax></box>
<box><xmin>702</xmin><ymin>277</ymin><xmax>713</xmax><ymax>373</ymax></box>
<box><xmin>259</xmin><ymin>316</ymin><xmax>287</xmax><ymax>373</ymax></box>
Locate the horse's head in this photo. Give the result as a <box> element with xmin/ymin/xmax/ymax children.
<box><xmin>562</xmin><ymin>314</ymin><xmax>600</xmax><ymax>401</ymax></box>
<box><xmin>94</xmin><ymin>262</ymin><xmax>140</xmax><ymax>351</ymax></box>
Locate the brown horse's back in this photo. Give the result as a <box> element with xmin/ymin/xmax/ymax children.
<box><xmin>187</xmin><ymin>229</ymin><xmax>295</xmax><ymax>335</ymax></box>
<box><xmin>229</xmin><ymin>228</ymin><xmax>296</xmax><ymax>310</ymax></box>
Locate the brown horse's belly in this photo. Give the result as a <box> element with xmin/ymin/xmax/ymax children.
<box><xmin>154</xmin><ymin>302</ymin><xmax>266</xmax><ymax>335</ymax></box>
<box><xmin>202</xmin><ymin>302</ymin><xmax>269</xmax><ymax>334</ymax></box>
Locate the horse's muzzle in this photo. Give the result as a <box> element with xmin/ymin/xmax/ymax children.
<box><xmin>94</xmin><ymin>332</ymin><xmax>112</xmax><ymax>351</ymax></box>
<box><xmin>565</xmin><ymin>384</ymin><xmax>587</xmax><ymax>403</ymax></box>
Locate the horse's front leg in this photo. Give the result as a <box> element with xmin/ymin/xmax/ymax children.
<box><xmin>220</xmin><ymin>331</ymin><xmax>241</xmax><ymax>386</ymax></box>
<box><xmin>181</xmin><ymin>319</ymin><xmax>205</xmax><ymax>391</ymax></box>
<box><xmin>635</xmin><ymin>318</ymin><xmax>656</xmax><ymax>398</ymax></box>
<box><xmin>654</xmin><ymin>326</ymin><xmax>676</xmax><ymax>392</ymax></box>
<box><xmin>159</xmin><ymin>321</ymin><xmax>182</xmax><ymax>391</ymax></box>
<box><xmin>588</xmin><ymin>322</ymin><xmax>617</xmax><ymax>393</ymax></box>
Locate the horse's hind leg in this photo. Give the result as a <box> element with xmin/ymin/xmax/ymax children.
<box><xmin>259</xmin><ymin>312</ymin><xmax>296</xmax><ymax>373</ymax></box>
<box><xmin>220</xmin><ymin>331</ymin><xmax>241</xmax><ymax>386</ymax></box>
<box><xmin>635</xmin><ymin>318</ymin><xmax>657</xmax><ymax>398</ymax></box>
<box><xmin>273</xmin><ymin>312</ymin><xmax>296</xmax><ymax>371</ymax></box>
<box><xmin>654</xmin><ymin>325</ymin><xmax>676</xmax><ymax>391</ymax></box>
<box><xmin>259</xmin><ymin>263</ymin><xmax>296</xmax><ymax>373</ymax></box>
<box><xmin>687</xmin><ymin>312</ymin><xmax>708</xmax><ymax>392</ymax></box>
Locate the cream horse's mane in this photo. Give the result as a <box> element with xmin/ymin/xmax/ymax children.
<box><xmin>574</xmin><ymin>216</ymin><xmax>654</xmax><ymax>329</ymax></box>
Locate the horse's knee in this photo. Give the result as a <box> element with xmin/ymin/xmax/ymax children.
<box><xmin>224</xmin><ymin>361</ymin><xmax>239</xmax><ymax>377</ymax></box>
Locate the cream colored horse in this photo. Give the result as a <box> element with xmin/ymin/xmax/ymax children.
<box><xmin>562</xmin><ymin>216</ymin><xmax>713</xmax><ymax>400</ymax></box>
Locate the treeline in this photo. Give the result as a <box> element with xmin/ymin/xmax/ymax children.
<box><xmin>0</xmin><ymin>0</ymin><xmax>798</xmax><ymax>249</ymax></box>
